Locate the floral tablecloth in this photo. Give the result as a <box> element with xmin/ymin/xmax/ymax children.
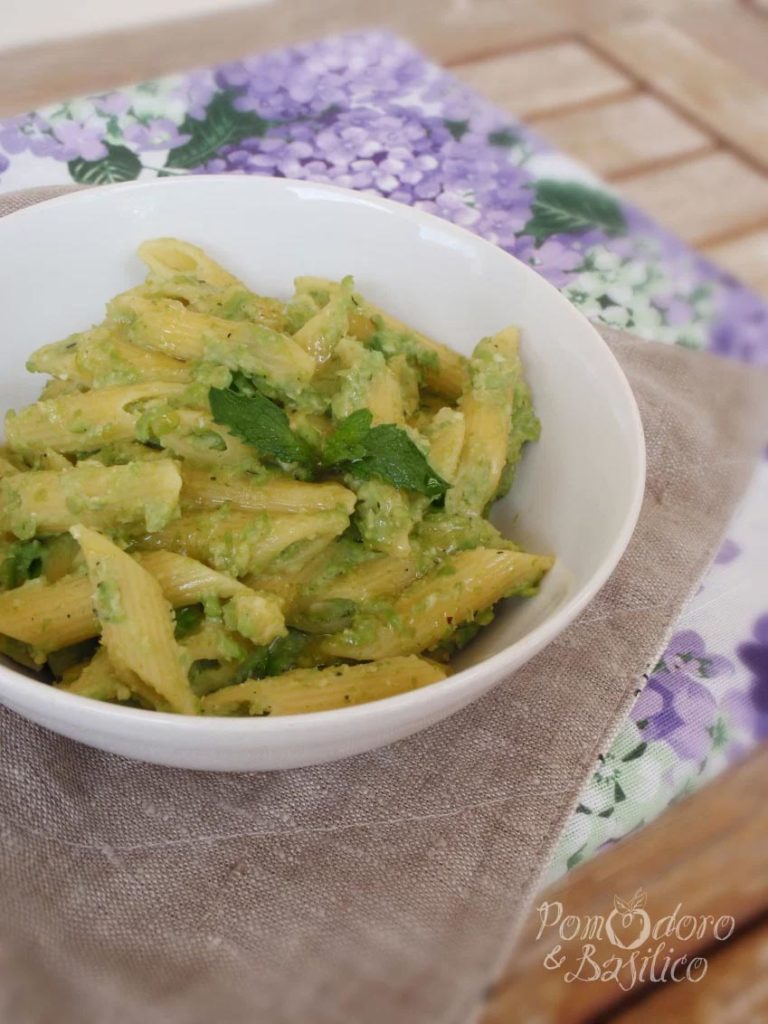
<box><xmin>1</xmin><ymin>30</ymin><xmax>766</xmax><ymax>879</ymax></box>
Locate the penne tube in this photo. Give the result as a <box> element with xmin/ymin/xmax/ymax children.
<box><xmin>332</xmin><ymin>338</ymin><xmax>405</xmax><ymax>425</ymax></box>
<box><xmin>28</xmin><ymin>326</ymin><xmax>192</xmax><ymax>388</ymax></box>
<box><xmin>222</xmin><ymin>592</ymin><xmax>286</xmax><ymax>646</ymax></box>
<box><xmin>152</xmin><ymin>408</ymin><xmax>262</xmax><ymax>472</ymax></box>
<box><xmin>424</xmin><ymin>407</ymin><xmax>466</xmax><ymax>484</ymax></box>
<box><xmin>78</xmin><ymin>332</ymin><xmax>192</xmax><ymax>387</ymax></box>
<box><xmin>57</xmin><ymin>647</ymin><xmax>134</xmax><ymax>703</ymax></box>
<box><xmin>26</xmin><ymin>336</ymin><xmax>79</xmax><ymax>379</ymax></box>
<box><xmin>202</xmin><ymin>655</ymin><xmax>447</xmax><ymax>716</ymax></box>
<box><xmin>138</xmin><ymin>237</ymin><xmax>243</xmax><ymax>290</ymax></box>
<box><xmin>290</xmin><ymin>551</ymin><xmax>423</xmax><ymax>619</ymax></box>
<box><xmin>294</xmin><ymin>276</ymin><xmax>468</xmax><ymax>398</ymax></box>
<box><xmin>180</xmin><ymin>467</ymin><xmax>355</xmax><ymax>516</ymax></box>
<box><xmin>244</xmin><ymin>533</ymin><xmax>348</xmax><ymax>606</ymax></box>
<box><xmin>4</xmin><ymin>381</ymin><xmax>184</xmax><ymax>456</ymax></box>
<box><xmin>315</xmin><ymin>548</ymin><xmax>554</xmax><ymax>661</ymax></box>
<box><xmin>444</xmin><ymin>393</ymin><xmax>508</xmax><ymax>515</ymax></box>
<box><xmin>0</xmin><ymin>460</ymin><xmax>182</xmax><ymax>538</ymax></box>
<box><xmin>72</xmin><ymin>525</ymin><xmax>197</xmax><ymax>714</ymax></box>
<box><xmin>180</xmin><ymin>622</ymin><xmax>251</xmax><ymax>664</ymax></box>
<box><xmin>446</xmin><ymin>326</ymin><xmax>533</xmax><ymax>515</ymax></box>
<box><xmin>292</xmin><ymin>286</ymin><xmax>350</xmax><ymax>365</ymax></box>
<box><xmin>354</xmin><ymin>479</ymin><xmax>419</xmax><ymax>556</ymax></box>
<box><xmin>0</xmin><ymin>550</ymin><xmax>250</xmax><ymax>650</ymax></box>
<box><xmin>113</xmin><ymin>294</ymin><xmax>315</xmax><ymax>400</ymax></box>
<box><xmin>139</xmin><ymin>507</ymin><xmax>351</xmax><ymax>578</ymax></box>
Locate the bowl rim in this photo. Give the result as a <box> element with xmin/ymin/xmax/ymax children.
<box><xmin>0</xmin><ymin>174</ymin><xmax>646</xmax><ymax>731</ymax></box>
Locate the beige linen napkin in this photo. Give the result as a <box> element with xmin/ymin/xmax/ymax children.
<box><xmin>0</xmin><ymin>187</ymin><xmax>766</xmax><ymax>1024</ymax></box>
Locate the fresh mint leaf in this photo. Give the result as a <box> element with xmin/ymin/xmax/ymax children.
<box><xmin>356</xmin><ymin>424</ymin><xmax>448</xmax><ymax>498</ymax></box>
<box><xmin>523</xmin><ymin>179</ymin><xmax>626</xmax><ymax>245</ymax></box>
<box><xmin>322</xmin><ymin>409</ymin><xmax>372</xmax><ymax>464</ymax></box>
<box><xmin>209</xmin><ymin>387</ymin><xmax>315</xmax><ymax>468</ymax></box>
<box><xmin>324</xmin><ymin>413</ymin><xmax>448</xmax><ymax>499</ymax></box>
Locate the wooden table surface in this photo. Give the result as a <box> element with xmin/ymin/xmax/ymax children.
<box><xmin>3</xmin><ymin>1</ymin><xmax>767</xmax><ymax>1019</ymax></box>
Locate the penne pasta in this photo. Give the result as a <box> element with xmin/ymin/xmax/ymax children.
<box><xmin>57</xmin><ymin>646</ymin><xmax>133</xmax><ymax>703</ymax></box>
<box><xmin>292</xmin><ymin>284</ymin><xmax>351</xmax><ymax>366</ymax></box>
<box><xmin>180</xmin><ymin>466</ymin><xmax>356</xmax><ymax>516</ymax></box>
<box><xmin>331</xmin><ymin>337</ymin><xmax>405</xmax><ymax>425</ymax></box>
<box><xmin>446</xmin><ymin>326</ymin><xmax>533</xmax><ymax>515</ymax></box>
<box><xmin>315</xmin><ymin>548</ymin><xmax>554</xmax><ymax>661</ymax></box>
<box><xmin>0</xmin><ymin>239</ymin><xmax>549</xmax><ymax>715</ymax></box>
<box><xmin>244</xmin><ymin>534</ymin><xmax>350</xmax><ymax>607</ymax></box>
<box><xmin>138</xmin><ymin>507</ymin><xmax>351</xmax><ymax>578</ymax></box>
<box><xmin>138</xmin><ymin>237</ymin><xmax>243</xmax><ymax>290</ymax></box>
<box><xmin>113</xmin><ymin>293</ymin><xmax>315</xmax><ymax>401</ymax></box>
<box><xmin>353</xmin><ymin>479</ymin><xmax>420</xmax><ymax>556</ymax></box>
<box><xmin>424</xmin><ymin>407</ymin><xmax>466</xmax><ymax>484</ymax></box>
<box><xmin>295</xmin><ymin>276</ymin><xmax>468</xmax><ymax>398</ymax></box>
<box><xmin>28</xmin><ymin>326</ymin><xmax>192</xmax><ymax>388</ymax></box>
<box><xmin>222</xmin><ymin>592</ymin><xmax>287</xmax><ymax>646</ymax></box>
<box><xmin>4</xmin><ymin>381</ymin><xmax>184</xmax><ymax>456</ymax></box>
<box><xmin>290</xmin><ymin>550</ymin><xmax>424</xmax><ymax>623</ymax></box>
<box><xmin>0</xmin><ymin>550</ymin><xmax>249</xmax><ymax>650</ymax></box>
<box><xmin>0</xmin><ymin>460</ymin><xmax>181</xmax><ymax>538</ymax></box>
<box><xmin>202</xmin><ymin>656</ymin><xmax>447</xmax><ymax>716</ymax></box>
<box><xmin>72</xmin><ymin>525</ymin><xmax>197</xmax><ymax>714</ymax></box>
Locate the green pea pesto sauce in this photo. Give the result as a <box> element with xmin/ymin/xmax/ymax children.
<box><xmin>95</xmin><ymin>578</ymin><xmax>125</xmax><ymax>624</ymax></box>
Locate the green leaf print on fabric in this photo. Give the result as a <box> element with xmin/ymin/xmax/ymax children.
<box><xmin>165</xmin><ymin>91</ymin><xmax>270</xmax><ymax>170</ymax></box>
<box><xmin>68</xmin><ymin>144</ymin><xmax>142</xmax><ymax>184</ymax></box>
<box><xmin>524</xmin><ymin>179</ymin><xmax>626</xmax><ymax>245</ymax></box>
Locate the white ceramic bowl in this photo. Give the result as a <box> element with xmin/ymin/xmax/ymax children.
<box><xmin>0</xmin><ymin>176</ymin><xmax>644</xmax><ymax>770</ymax></box>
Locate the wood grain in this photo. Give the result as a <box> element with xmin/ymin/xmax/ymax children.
<box><xmin>671</xmin><ymin>3</ymin><xmax>768</xmax><ymax>88</ymax></box>
<box><xmin>705</xmin><ymin>228</ymin><xmax>768</xmax><ymax>295</ymax></box>
<box><xmin>591</xmin><ymin>18</ymin><xmax>768</xmax><ymax>171</ymax></box>
<box><xmin>454</xmin><ymin>42</ymin><xmax>635</xmax><ymax>119</ymax></box>
<box><xmin>616</xmin><ymin>151</ymin><xmax>768</xmax><ymax>245</ymax></box>
<box><xmin>612</xmin><ymin>918</ymin><xmax>768</xmax><ymax>1022</ymax></box>
<box><xmin>0</xmin><ymin>0</ymin><xmax>572</xmax><ymax>118</ymax></box>
<box><xmin>481</xmin><ymin>744</ymin><xmax>768</xmax><ymax>1024</ymax></box>
<box><xmin>533</xmin><ymin>94</ymin><xmax>712</xmax><ymax>177</ymax></box>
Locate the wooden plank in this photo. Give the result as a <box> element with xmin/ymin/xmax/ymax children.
<box><xmin>612</xmin><ymin>918</ymin><xmax>768</xmax><ymax>1022</ymax></box>
<box><xmin>480</xmin><ymin>744</ymin><xmax>768</xmax><ymax>1024</ymax></box>
<box><xmin>0</xmin><ymin>0</ymin><xmax>571</xmax><ymax>118</ymax></box>
<box><xmin>533</xmin><ymin>94</ymin><xmax>712</xmax><ymax>178</ymax></box>
<box><xmin>454</xmin><ymin>42</ymin><xmax>635</xmax><ymax>119</ymax></box>
<box><xmin>672</xmin><ymin>4</ymin><xmax>768</xmax><ymax>88</ymax></box>
<box><xmin>705</xmin><ymin>229</ymin><xmax>768</xmax><ymax>295</ymax></box>
<box><xmin>615</xmin><ymin>151</ymin><xmax>768</xmax><ymax>245</ymax></box>
<box><xmin>590</xmin><ymin>18</ymin><xmax>768</xmax><ymax>171</ymax></box>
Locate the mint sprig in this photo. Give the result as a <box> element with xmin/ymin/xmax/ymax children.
<box><xmin>209</xmin><ymin>389</ymin><xmax>448</xmax><ymax>498</ymax></box>
<box><xmin>209</xmin><ymin>387</ymin><xmax>315</xmax><ymax>468</ymax></box>
<box><xmin>324</xmin><ymin>410</ymin><xmax>448</xmax><ymax>499</ymax></box>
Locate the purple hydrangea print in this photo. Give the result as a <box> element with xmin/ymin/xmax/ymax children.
<box><xmin>0</xmin><ymin>28</ymin><xmax>767</xmax><ymax>359</ymax></box>
<box><xmin>714</xmin><ymin>538</ymin><xmax>741</xmax><ymax>565</ymax></box>
<box><xmin>632</xmin><ymin>631</ymin><xmax>733</xmax><ymax>763</ymax></box>
<box><xmin>724</xmin><ymin>615</ymin><xmax>768</xmax><ymax>744</ymax></box>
